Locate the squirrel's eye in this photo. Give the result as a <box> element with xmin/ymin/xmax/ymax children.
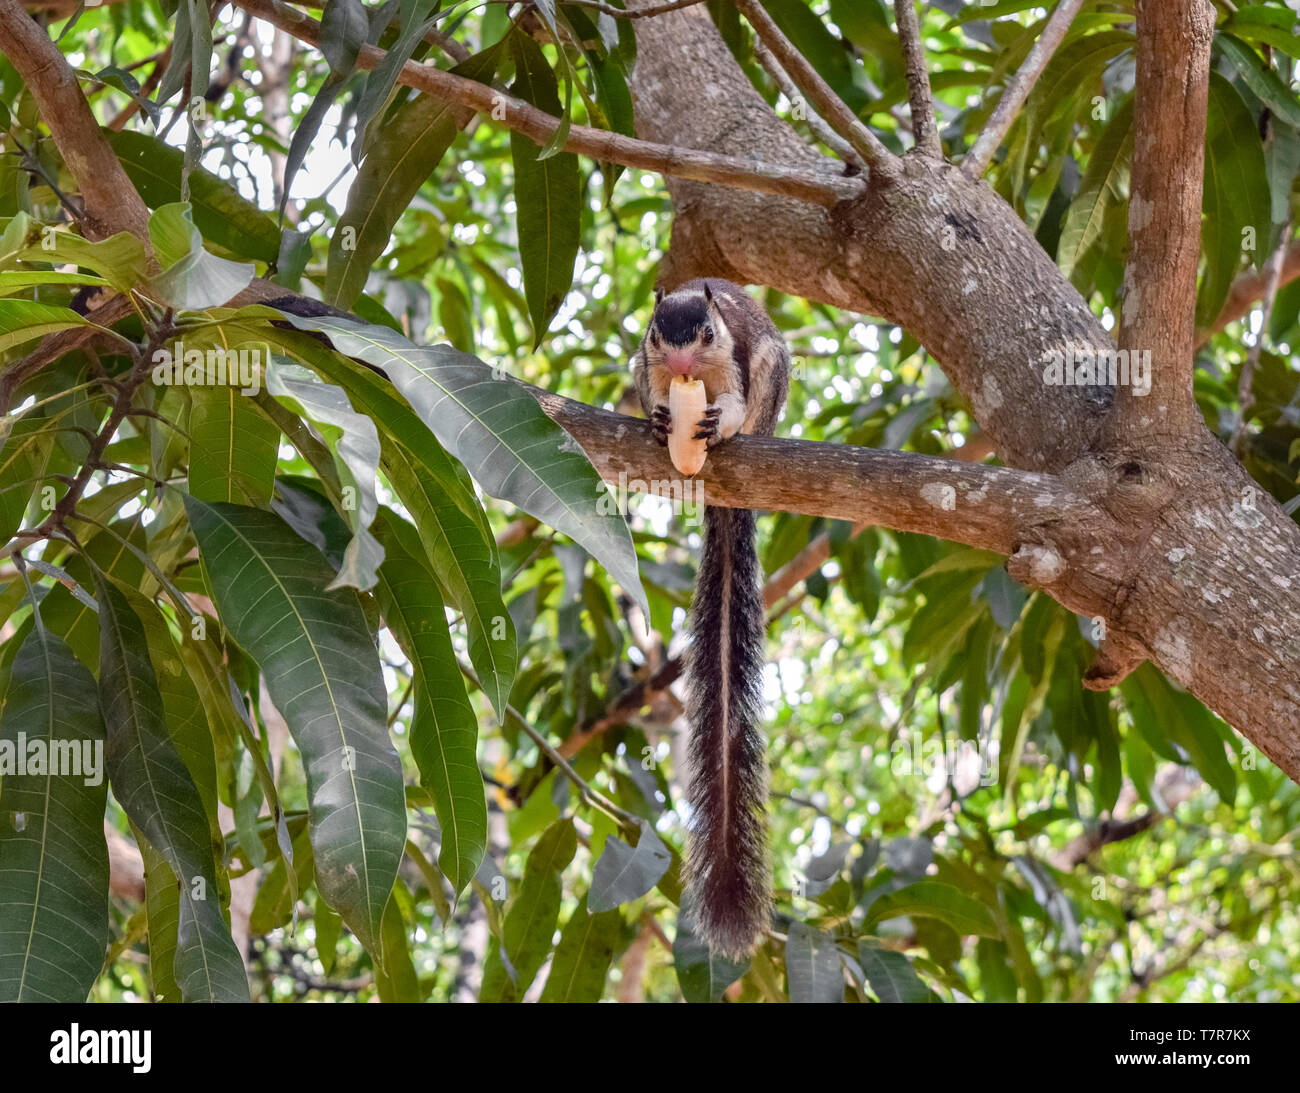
<box><xmin>700</xmin><ymin>326</ymin><xmax>714</xmax><ymax>345</ymax></box>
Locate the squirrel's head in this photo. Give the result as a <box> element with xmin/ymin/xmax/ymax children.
<box><xmin>644</xmin><ymin>282</ymin><xmax>735</xmax><ymax>380</ymax></box>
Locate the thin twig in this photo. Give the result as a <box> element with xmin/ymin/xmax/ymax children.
<box><xmin>231</xmin><ymin>0</ymin><xmax>861</xmax><ymax>206</ymax></box>
<box><xmin>754</xmin><ymin>40</ymin><xmax>863</xmax><ymax>169</ymax></box>
<box><xmin>457</xmin><ymin>658</ymin><xmax>642</xmax><ymax>834</ymax></box>
<box><xmin>1199</xmin><ymin>238</ymin><xmax>1300</xmax><ymax>348</ymax></box>
<box><xmin>894</xmin><ymin>0</ymin><xmax>941</xmax><ymax>157</ymax></box>
<box><xmin>536</xmin><ymin>0</ymin><xmax>709</xmax><ymax>18</ymax></box>
<box><xmin>732</xmin><ymin>0</ymin><xmax>895</xmax><ymax>176</ymax></box>
<box><xmin>962</xmin><ymin>0</ymin><xmax>1087</xmax><ymax>178</ymax></box>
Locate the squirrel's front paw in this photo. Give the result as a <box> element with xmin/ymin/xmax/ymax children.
<box><xmin>694</xmin><ymin>405</ymin><xmax>724</xmax><ymax>448</ymax></box>
<box><xmin>650</xmin><ymin>405</ymin><xmax>671</xmax><ymax>446</ymax></box>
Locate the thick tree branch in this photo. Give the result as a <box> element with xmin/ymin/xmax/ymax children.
<box><xmin>893</xmin><ymin>0</ymin><xmax>941</xmax><ymax>157</ymax></box>
<box><xmin>962</xmin><ymin>0</ymin><xmax>1087</xmax><ymax>178</ymax></box>
<box><xmin>535</xmin><ymin>389</ymin><xmax>1103</xmax><ymax>554</ymax></box>
<box><xmin>1107</xmin><ymin>0</ymin><xmax>1214</xmax><ymax>442</ymax></box>
<box><xmin>731</xmin><ymin>0</ymin><xmax>896</xmax><ymax>176</ymax></box>
<box><xmin>0</xmin><ymin>0</ymin><xmax>152</xmax><ymax>242</ymax></box>
<box><xmin>229</xmin><ymin>0</ymin><xmax>861</xmax><ymax>207</ymax></box>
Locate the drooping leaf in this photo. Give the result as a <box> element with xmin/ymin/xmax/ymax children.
<box><xmin>1058</xmin><ymin>94</ymin><xmax>1133</xmax><ymax>285</ymax></box>
<box><xmin>187</xmin><ymin>384</ymin><xmax>281</xmax><ymax>507</ymax></box>
<box><xmin>1216</xmin><ymin>34</ymin><xmax>1300</xmax><ymax>130</ymax></box>
<box><xmin>538</xmin><ymin>894</ymin><xmax>623</xmax><ymax>1002</ymax></box>
<box><xmin>148</xmin><ymin>203</ymin><xmax>254</xmax><ymax>309</ymax></box>
<box><xmin>265</xmin><ymin>361</ymin><xmax>383</xmax><ymax>590</ymax></box>
<box><xmin>272</xmin><ymin>312</ymin><xmax>649</xmax><ymax>618</ymax></box>
<box><xmin>785</xmin><ymin>921</ymin><xmax>844</xmax><ymax>1003</ymax></box>
<box><xmin>509</xmin><ymin>30</ymin><xmax>581</xmax><ymax>345</ymax></box>
<box><xmin>96</xmin><ymin>578</ymin><xmax>250</xmax><ymax>1002</ymax></box>
<box><xmin>372</xmin><ymin>509</ymin><xmax>487</xmax><ymax>898</ymax></box>
<box><xmin>589</xmin><ymin>819</ymin><xmax>671</xmax><ymax>912</ymax></box>
<box><xmin>1199</xmin><ymin>73</ymin><xmax>1273</xmax><ymax>324</ymax></box>
<box><xmin>864</xmin><ymin>881</ymin><xmax>1000</xmax><ymax>938</ymax></box>
<box><xmin>182</xmin><ymin>497</ymin><xmax>406</xmax><ymax>958</ymax></box>
<box><xmin>480</xmin><ymin>818</ymin><xmax>576</xmax><ymax>1001</ymax></box>
<box><xmin>0</xmin><ymin>622</ymin><xmax>108</xmax><ymax>1002</ymax></box>
<box><xmin>857</xmin><ymin>944</ymin><xmax>933</xmax><ymax>1003</ymax></box>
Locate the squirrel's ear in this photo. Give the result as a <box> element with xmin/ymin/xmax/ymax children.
<box><xmin>654</xmin><ymin>287</ymin><xmax>665</xmax><ymax>307</ymax></box>
<box><xmin>703</xmin><ymin>281</ymin><xmax>714</xmax><ymax>303</ymax></box>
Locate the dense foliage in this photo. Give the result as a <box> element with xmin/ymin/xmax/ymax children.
<box><xmin>0</xmin><ymin>0</ymin><xmax>1297</xmax><ymax>1003</ymax></box>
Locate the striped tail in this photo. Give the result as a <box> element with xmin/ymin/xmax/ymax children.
<box><xmin>685</xmin><ymin>504</ymin><xmax>772</xmax><ymax>959</ymax></box>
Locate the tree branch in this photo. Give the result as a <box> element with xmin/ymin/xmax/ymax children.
<box><xmin>228</xmin><ymin>0</ymin><xmax>861</xmax><ymax>207</ymax></box>
<box><xmin>731</xmin><ymin>0</ymin><xmax>896</xmax><ymax>176</ymax></box>
<box><xmin>754</xmin><ymin>40</ymin><xmax>863</xmax><ymax>168</ymax></box>
<box><xmin>893</xmin><ymin>0</ymin><xmax>941</xmax><ymax>157</ymax></box>
<box><xmin>1107</xmin><ymin>0</ymin><xmax>1214</xmax><ymax>442</ymax></box>
<box><xmin>540</xmin><ymin>0</ymin><xmax>710</xmax><ymax>19</ymax></box>
<box><xmin>1230</xmin><ymin>219</ymin><xmax>1292</xmax><ymax>455</ymax></box>
<box><xmin>1197</xmin><ymin>236</ymin><xmax>1300</xmax><ymax>348</ymax></box>
<box><xmin>534</xmin><ymin>388</ymin><xmax>1103</xmax><ymax>554</ymax></box>
<box><xmin>0</xmin><ymin>0</ymin><xmax>153</xmax><ymax>243</ymax></box>
<box><xmin>962</xmin><ymin>0</ymin><xmax>1087</xmax><ymax>178</ymax></box>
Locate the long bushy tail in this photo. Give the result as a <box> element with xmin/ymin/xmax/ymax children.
<box><xmin>685</xmin><ymin>505</ymin><xmax>771</xmax><ymax>959</ymax></box>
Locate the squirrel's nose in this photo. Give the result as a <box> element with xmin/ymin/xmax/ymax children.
<box><xmin>666</xmin><ymin>351</ymin><xmax>695</xmax><ymax>376</ymax></box>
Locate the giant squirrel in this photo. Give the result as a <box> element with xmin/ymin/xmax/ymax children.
<box><xmin>633</xmin><ymin>278</ymin><xmax>790</xmax><ymax>959</ymax></box>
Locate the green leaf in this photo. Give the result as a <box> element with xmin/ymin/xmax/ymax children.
<box><xmin>589</xmin><ymin>819</ymin><xmax>671</xmax><ymax>912</ymax></box>
<box><xmin>482</xmin><ymin>818</ymin><xmax>576</xmax><ymax>1000</ymax></box>
<box><xmin>673</xmin><ymin>897</ymin><xmax>749</xmax><ymax>1002</ymax></box>
<box><xmin>786</xmin><ymin>921</ymin><xmax>843</xmax><ymax>1003</ymax></box>
<box><xmin>0</xmin><ymin>299</ymin><xmax>92</xmax><ymax>353</ymax></box>
<box><xmin>856</xmin><ymin>945</ymin><xmax>932</xmax><ymax>1003</ymax></box>
<box><xmin>865</xmin><ymin>881</ymin><xmax>1000</xmax><ymax>938</ymax></box>
<box><xmin>279</xmin><ymin>0</ymin><xmax>369</xmax><ymax>219</ymax></box>
<box><xmin>1058</xmin><ymin>94</ymin><xmax>1133</xmax><ymax>283</ymax></box>
<box><xmin>148</xmin><ymin>203</ymin><xmax>255</xmax><ymax>309</ymax></box>
<box><xmin>374</xmin><ymin>884</ymin><xmax>422</xmax><ymax>1002</ymax></box>
<box><xmin>538</xmin><ymin>894</ymin><xmax>623</xmax><ymax>1002</ymax></box>
<box><xmin>187</xmin><ymin>384</ymin><xmax>281</xmax><ymax>507</ymax></box>
<box><xmin>0</xmin><ymin>622</ymin><xmax>108</xmax><ymax>1002</ymax></box>
<box><xmin>96</xmin><ymin>579</ymin><xmax>250</xmax><ymax>1002</ymax></box>
<box><xmin>1199</xmin><ymin>73</ymin><xmax>1273</xmax><ymax>325</ymax></box>
<box><xmin>0</xmin><ymin>269</ymin><xmax>111</xmax><ymax>296</ymax></box>
<box><xmin>266</xmin><ymin>362</ymin><xmax>383</xmax><ymax>590</ymax></box>
<box><xmin>1216</xmin><ymin>34</ymin><xmax>1300</xmax><ymax>129</ymax></box>
<box><xmin>327</xmin><ymin>96</ymin><xmax>460</xmax><ymax>309</ymax></box>
<box><xmin>109</xmin><ymin>130</ymin><xmax>282</xmax><ymax>263</ymax></box>
<box><xmin>1224</xmin><ymin>8</ymin><xmax>1300</xmax><ymax>59</ymax></box>
<box><xmin>509</xmin><ymin>31</ymin><xmax>581</xmax><ymax>344</ymax></box>
<box><xmin>16</xmin><ymin>229</ymin><xmax>148</xmax><ymax>293</ymax></box>
<box><xmin>273</xmin><ymin>312</ymin><xmax>649</xmax><ymax>619</ymax></box>
<box><xmin>182</xmin><ymin>497</ymin><xmax>406</xmax><ymax>957</ymax></box>
<box><xmin>352</xmin><ymin>0</ymin><xmax>443</xmax><ymax>162</ymax></box>
<box><xmin>193</xmin><ymin>316</ymin><xmax>516</xmax><ymax>718</ymax></box>
<box><xmin>0</xmin><ymin>411</ymin><xmax>55</xmax><ymax>548</ymax></box>
<box><xmin>373</xmin><ymin>510</ymin><xmax>487</xmax><ymax>898</ymax></box>
<box><xmin>139</xmin><ymin>836</ymin><xmax>182</xmax><ymax>1002</ymax></box>
<box><xmin>1122</xmin><ymin>664</ymin><xmax>1237</xmax><ymax>802</ymax></box>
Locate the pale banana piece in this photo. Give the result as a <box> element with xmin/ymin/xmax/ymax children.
<box><xmin>668</xmin><ymin>376</ymin><xmax>709</xmax><ymax>476</ymax></box>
